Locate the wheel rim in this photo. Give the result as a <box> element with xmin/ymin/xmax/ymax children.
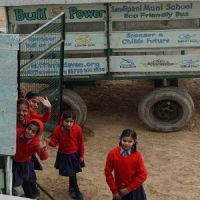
<box><xmin>152</xmin><ymin>100</ymin><xmax>183</xmax><ymax>122</ymax></box>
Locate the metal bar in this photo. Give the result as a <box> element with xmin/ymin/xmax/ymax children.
<box><xmin>59</xmin><ymin>13</ymin><xmax>65</xmax><ymax>118</ymax></box>
<box><xmin>105</xmin><ymin>3</ymin><xmax>111</xmax><ymax>79</ymax></box>
<box><xmin>5</xmin><ymin>156</ymin><xmax>12</xmax><ymax>195</ymax></box>
<box><xmin>20</xmin><ymin>12</ymin><xmax>65</xmax><ymax>43</ymax></box>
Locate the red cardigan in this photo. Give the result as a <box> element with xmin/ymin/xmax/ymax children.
<box><xmin>29</xmin><ymin>109</ymin><xmax>50</xmax><ymax>123</ymax></box>
<box><xmin>13</xmin><ymin>125</ymin><xmax>48</xmax><ymax>162</ymax></box>
<box><xmin>105</xmin><ymin>147</ymin><xmax>147</xmax><ymax>194</ymax></box>
<box><xmin>49</xmin><ymin>123</ymin><xmax>85</xmax><ymax>158</ymax></box>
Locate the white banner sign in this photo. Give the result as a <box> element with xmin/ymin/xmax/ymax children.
<box><xmin>21</xmin><ymin>57</ymin><xmax>107</xmax><ymax>76</ymax></box>
<box><xmin>20</xmin><ymin>32</ymin><xmax>106</xmax><ymax>51</ymax></box>
<box><xmin>8</xmin><ymin>4</ymin><xmax>106</xmax><ymax>24</ymax></box>
<box><xmin>110</xmin><ymin>2</ymin><xmax>200</xmax><ymax>21</ymax></box>
<box><xmin>110</xmin><ymin>55</ymin><xmax>200</xmax><ymax>73</ymax></box>
<box><xmin>111</xmin><ymin>30</ymin><xmax>200</xmax><ymax>49</ymax></box>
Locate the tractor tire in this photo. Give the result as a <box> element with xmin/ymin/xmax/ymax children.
<box><xmin>138</xmin><ymin>87</ymin><xmax>194</xmax><ymax>132</ymax></box>
<box><xmin>62</xmin><ymin>89</ymin><xmax>87</xmax><ymax>125</ymax></box>
<box><xmin>40</xmin><ymin>88</ymin><xmax>87</xmax><ymax>131</ymax></box>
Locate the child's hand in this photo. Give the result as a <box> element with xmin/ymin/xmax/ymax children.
<box><xmin>80</xmin><ymin>157</ymin><xmax>84</xmax><ymax>162</ymax></box>
<box><xmin>40</xmin><ymin>139</ymin><xmax>47</xmax><ymax>152</ymax></box>
<box><xmin>112</xmin><ymin>192</ymin><xmax>121</xmax><ymax>200</ymax></box>
<box><xmin>44</xmin><ymin>137</ymin><xmax>50</xmax><ymax>145</ymax></box>
<box><xmin>39</xmin><ymin>97</ymin><xmax>52</xmax><ymax>109</ymax></box>
<box><xmin>119</xmin><ymin>188</ymin><xmax>129</xmax><ymax>197</ymax></box>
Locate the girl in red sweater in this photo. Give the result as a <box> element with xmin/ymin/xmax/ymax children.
<box><xmin>47</xmin><ymin>111</ymin><xmax>85</xmax><ymax>200</ymax></box>
<box><xmin>25</xmin><ymin>91</ymin><xmax>52</xmax><ymax>123</ymax></box>
<box><xmin>105</xmin><ymin>129</ymin><xmax>147</xmax><ymax>200</ymax></box>
<box><xmin>17</xmin><ymin>98</ymin><xmax>30</xmax><ymax>129</ymax></box>
<box><xmin>13</xmin><ymin>119</ymin><xmax>48</xmax><ymax>198</ymax></box>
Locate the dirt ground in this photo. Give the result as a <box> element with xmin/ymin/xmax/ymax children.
<box><xmin>37</xmin><ymin>79</ymin><xmax>200</xmax><ymax>200</ymax></box>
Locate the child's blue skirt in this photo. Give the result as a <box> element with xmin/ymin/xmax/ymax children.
<box><xmin>13</xmin><ymin>161</ymin><xmax>36</xmax><ymax>187</ymax></box>
<box><xmin>54</xmin><ymin>151</ymin><xmax>84</xmax><ymax>177</ymax></box>
<box><xmin>122</xmin><ymin>185</ymin><xmax>147</xmax><ymax>200</ymax></box>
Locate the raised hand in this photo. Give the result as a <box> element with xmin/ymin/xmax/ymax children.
<box><xmin>38</xmin><ymin>97</ymin><xmax>52</xmax><ymax>109</ymax></box>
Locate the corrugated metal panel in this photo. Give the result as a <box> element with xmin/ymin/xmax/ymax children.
<box><xmin>0</xmin><ymin>0</ymin><xmax>198</xmax><ymax>6</ymax></box>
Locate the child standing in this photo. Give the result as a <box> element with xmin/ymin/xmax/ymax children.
<box><xmin>47</xmin><ymin>111</ymin><xmax>85</xmax><ymax>200</ymax></box>
<box><xmin>105</xmin><ymin>129</ymin><xmax>147</xmax><ymax>200</ymax></box>
<box><xmin>25</xmin><ymin>91</ymin><xmax>52</xmax><ymax>123</ymax></box>
<box><xmin>13</xmin><ymin>119</ymin><xmax>48</xmax><ymax>198</ymax></box>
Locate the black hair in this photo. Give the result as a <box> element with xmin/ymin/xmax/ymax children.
<box><xmin>17</xmin><ymin>98</ymin><xmax>29</xmax><ymax>109</ymax></box>
<box><xmin>62</xmin><ymin>111</ymin><xmax>75</xmax><ymax>121</ymax></box>
<box><xmin>119</xmin><ymin>129</ymin><xmax>137</xmax><ymax>153</ymax></box>
<box><xmin>25</xmin><ymin>91</ymin><xmax>39</xmax><ymax>100</ymax></box>
<box><xmin>27</xmin><ymin>121</ymin><xmax>40</xmax><ymax>135</ymax></box>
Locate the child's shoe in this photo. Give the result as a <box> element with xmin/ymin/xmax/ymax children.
<box><xmin>76</xmin><ymin>193</ymin><xmax>84</xmax><ymax>200</ymax></box>
<box><xmin>69</xmin><ymin>188</ymin><xmax>76</xmax><ymax>199</ymax></box>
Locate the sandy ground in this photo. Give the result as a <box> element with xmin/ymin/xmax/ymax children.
<box><xmin>37</xmin><ymin>79</ymin><xmax>200</xmax><ymax>200</ymax></box>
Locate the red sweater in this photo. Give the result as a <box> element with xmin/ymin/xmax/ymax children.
<box><xmin>29</xmin><ymin>109</ymin><xmax>50</xmax><ymax>123</ymax></box>
<box><xmin>17</xmin><ymin>117</ymin><xmax>31</xmax><ymax>129</ymax></box>
<box><xmin>13</xmin><ymin>128</ymin><xmax>48</xmax><ymax>162</ymax></box>
<box><xmin>105</xmin><ymin>147</ymin><xmax>147</xmax><ymax>194</ymax></box>
<box><xmin>49</xmin><ymin>123</ymin><xmax>85</xmax><ymax>158</ymax></box>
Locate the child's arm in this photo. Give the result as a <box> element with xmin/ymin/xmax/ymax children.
<box><xmin>32</xmin><ymin>97</ymin><xmax>52</xmax><ymax>122</ymax></box>
<box><xmin>77</xmin><ymin>127</ymin><xmax>85</xmax><ymax>160</ymax></box>
<box><xmin>35</xmin><ymin>139</ymin><xmax>48</xmax><ymax>160</ymax></box>
<box><xmin>46</xmin><ymin>127</ymin><xmax>59</xmax><ymax>147</ymax></box>
<box><xmin>126</xmin><ymin>152</ymin><xmax>147</xmax><ymax>192</ymax></box>
<box><xmin>104</xmin><ymin>152</ymin><xmax>119</xmax><ymax>195</ymax></box>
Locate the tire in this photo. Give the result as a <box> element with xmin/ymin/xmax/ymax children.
<box><xmin>138</xmin><ymin>87</ymin><xmax>194</xmax><ymax>132</ymax></box>
<box><xmin>62</xmin><ymin>89</ymin><xmax>87</xmax><ymax>125</ymax></box>
<box><xmin>39</xmin><ymin>88</ymin><xmax>87</xmax><ymax>131</ymax></box>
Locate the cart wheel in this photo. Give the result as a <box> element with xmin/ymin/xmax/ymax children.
<box><xmin>138</xmin><ymin>87</ymin><xmax>194</xmax><ymax>132</ymax></box>
<box><xmin>62</xmin><ymin>89</ymin><xmax>87</xmax><ymax>125</ymax></box>
<box><xmin>40</xmin><ymin>88</ymin><xmax>87</xmax><ymax>131</ymax></box>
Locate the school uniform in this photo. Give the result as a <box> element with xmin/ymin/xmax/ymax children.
<box><xmin>29</xmin><ymin>108</ymin><xmax>51</xmax><ymax>123</ymax></box>
<box><xmin>13</xmin><ymin>119</ymin><xmax>48</xmax><ymax>198</ymax></box>
<box><xmin>49</xmin><ymin>122</ymin><xmax>85</xmax><ymax>200</ymax></box>
<box><xmin>105</xmin><ymin>147</ymin><xmax>147</xmax><ymax>200</ymax></box>
<box><xmin>17</xmin><ymin>117</ymin><xmax>31</xmax><ymax>129</ymax></box>
<box><xmin>49</xmin><ymin>123</ymin><xmax>85</xmax><ymax>176</ymax></box>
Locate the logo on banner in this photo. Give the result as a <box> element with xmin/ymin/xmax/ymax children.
<box><xmin>143</xmin><ymin>59</ymin><xmax>174</xmax><ymax>67</ymax></box>
<box><xmin>120</xmin><ymin>58</ymin><xmax>136</xmax><ymax>68</ymax></box>
<box><xmin>49</xmin><ymin>6</ymin><xmax>65</xmax><ymax>17</ymax></box>
<box><xmin>178</xmin><ymin>34</ymin><xmax>200</xmax><ymax>43</ymax></box>
<box><xmin>75</xmin><ymin>35</ymin><xmax>95</xmax><ymax>47</ymax></box>
<box><xmin>181</xmin><ymin>59</ymin><xmax>200</xmax><ymax>68</ymax></box>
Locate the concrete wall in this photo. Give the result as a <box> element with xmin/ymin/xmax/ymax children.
<box><xmin>0</xmin><ymin>7</ymin><xmax>6</xmax><ymax>32</ymax></box>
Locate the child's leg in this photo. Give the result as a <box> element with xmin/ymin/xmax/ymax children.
<box><xmin>22</xmin><ymin>181</ymin><xmax>38</xmax><ymax>199</ymax></box>
<box><xmin>69</xmin><ymin>176</ymin><xmax>76</xmax><ymax>199</ymax></box>
<box><xmin>69</xmin><ymin>174</ymin><xmax>84</xmax><ymax>200</ymax></box>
